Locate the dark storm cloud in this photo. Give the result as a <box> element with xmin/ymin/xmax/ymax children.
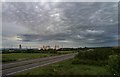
<box><xmin>2</xmin><ymin>2</ymin><xmax>118</xmax><ymax>47</ymax></box>
<box><xmin>18</xmin><ymin>33</ymin><xmax>71</xmax><ymax>42</ymax></box>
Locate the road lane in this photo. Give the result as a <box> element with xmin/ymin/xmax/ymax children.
<box><xmin>3</xmin><ymin>53</ymin><xmax>75</xmax><ymax>70</ymax></box>
<box><xmin>2</xmin><ymin>53</ymin><xmax>76</xmax><ymax>76</ymax></box>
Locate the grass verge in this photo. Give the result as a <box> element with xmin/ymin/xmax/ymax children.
<box><xmin>2</xmin><ymin>51</ymin><xmax>76</xmax><ymax>63</ymax></box>
<box><xmin>2</xmin><ymin>53</ymin><xmax>55</xmax><ymax>63</ymax></box>
<box><xmin>16</xmin><ymin>59</ymin><xmax>110</xmax><ymax>75</ymax></box>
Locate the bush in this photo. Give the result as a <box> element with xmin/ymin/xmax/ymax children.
<box><xmin>72</xmin><ymin>58</ymin><xmax>107</xmax><ymax>66</ymax></box>
<box><xmin>76</xmin><ymin>48</ymin><xmax>113</xmax><ymax>61</ymax></box>
<box><xmin>107</xmin><ymin>55</ymin><xmax>120</xmax><ymax>76</ymax></box>
<box><xmin>73</xmin><ymin>48</ymin><xmax>113</xmax><ymax>66</ymax></box>
<box><xmin>112</xmin><ymin>48</ymin><xmax>120</xmax><ymax>54</ymax></box>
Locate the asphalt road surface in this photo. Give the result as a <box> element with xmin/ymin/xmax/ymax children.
<box><xmin>2</xmin><ymin>53</ymin><xmax>76</xmax><ymax>76</ymax></box>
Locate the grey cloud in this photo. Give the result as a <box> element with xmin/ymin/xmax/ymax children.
<box><xmin>18</xmin><ymin>33</ymin><xmax>71</xmax><ymax>42</ymax></box>
<box><xmin>2</xmin><ymin>2</ymin><xmax>118</xmax><ymax>48</ymax></box>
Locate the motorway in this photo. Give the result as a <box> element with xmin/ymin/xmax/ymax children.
<box><xmin>2</xmin><ymin>53</ymin><xmax>76</xmax><ymax>76</ymax></box>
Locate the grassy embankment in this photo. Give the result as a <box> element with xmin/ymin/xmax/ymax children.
<box><xmin>16</xmin><ymin>59</ymin><xmax>110</xmax><ymax>75</ymax></box>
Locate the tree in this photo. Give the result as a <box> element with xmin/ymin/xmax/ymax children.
<box><xmin>108</xmin><ymin>55</ymin><xmax>120</xmax><ymax>76</ymax></box>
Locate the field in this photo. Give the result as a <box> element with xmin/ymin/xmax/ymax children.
<box><xmin>16</xmin><ymin>59</ymin><xmax>110</xmax><ymax>75</ymax></box>
<box><xmin>2</xmin><ymin>53</ymin><xmax>52</xmax><ymax>63</ymax></box>
<box><xmin>57</xmin><ymin>51</ymin><xmax>75</xmax><ymax>54</ymax></box>
<box><xmin>2</xmin><ymin>51</ymin><xmax>75</xmax><ymax>63</ymax></box>
<box><xmin>2</xmin><ymin>47</ymin><xmax>120</xmax><ymax>75</ymax></box>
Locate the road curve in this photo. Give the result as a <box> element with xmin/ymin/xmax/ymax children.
<box><xmin>2</xmin><ymin>53</ymin><xmax>77</xmax><ymax>76</ymax></box>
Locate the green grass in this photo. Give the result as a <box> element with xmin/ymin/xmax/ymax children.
<box><xmin>57</xmin><ymin>51</ymin><xmax>76</xmax><ymax>55</ymax></box>
<box><xmin>16</xmin><ymin>59</ymin><xmax>110</xmax><ymax>75</ymax></box>
<box><xmin>2</xmin><ymin>53</ymin><xmax>56</xmax><ymax>63</ymax></box>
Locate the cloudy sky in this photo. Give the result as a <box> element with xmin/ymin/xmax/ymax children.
<box><xmin>2</xmin><ymin>2</ymin><xmax>118</xmax><ymax>48</ymax></box>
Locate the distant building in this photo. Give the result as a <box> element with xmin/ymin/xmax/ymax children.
<box><xmin>19</xmin><ymin>44</ymin><xmax>22</xmax><ymax>49</ymax></box>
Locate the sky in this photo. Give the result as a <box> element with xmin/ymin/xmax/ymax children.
<box><xmin>2</xmin><ymin>2</ymin><xmax>119</xmax><ymax>48</ymax></box>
